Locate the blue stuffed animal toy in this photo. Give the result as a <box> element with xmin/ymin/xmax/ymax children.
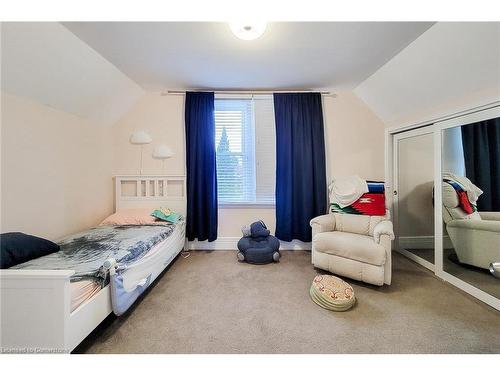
<box><xmin>241</xmin><ymin>220</ymin><xmax>270</xmax><ymax>238</ymax></box>
<box><xmin>237</xmin><ymin>220</ymin><xmax>280</xmax><ymax>264</ymax></box>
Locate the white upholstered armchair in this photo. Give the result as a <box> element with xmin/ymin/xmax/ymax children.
<box><xmin>442</xmin><ymin>182</ymin><xmax>500</xmax><ymax>269</ymax></box>
<box><xmin>310</xmin><ymin>213</ymin><xmax>394</xmax><ymax>286</ymax></box>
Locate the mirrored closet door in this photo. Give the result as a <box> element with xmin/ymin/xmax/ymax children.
<box><xmin>437</xmin><ymin>106</ymin><xmax>500</xmax><ymax>304</ymax></box>
<box><xmin>391</xmin><ymin>104</ymin><xmax>499</xmax><ymax>310</ymax></box>
<box><xmin>393</xmin><ymin>127</ymin><xmax>435</xmax><ymax>270</ymax></box>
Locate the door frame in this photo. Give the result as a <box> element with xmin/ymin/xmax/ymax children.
<box><xmin>392</xmin><ymin>126</ymin><xmax>436</xmax><ymax>272</ymax></box>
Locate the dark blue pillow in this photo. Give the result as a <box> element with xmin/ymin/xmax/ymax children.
<box><xmin>0</xmin><ymin>232</ymin><xmax>60</xmax><ymax>269</ymax></box>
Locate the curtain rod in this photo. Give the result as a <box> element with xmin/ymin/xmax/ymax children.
<box><xmin>162</xmin><ymin>90</ymin><xmax>336</xmax><ymax>97</ymax></box>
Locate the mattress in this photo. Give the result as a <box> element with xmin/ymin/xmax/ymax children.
<box><xmin>12</xmin><ymin>222</ymin><xmax>180</xmax><ymax>284</ymax></box>
<box><xmin>118</xmin><ymin>219</ymin><xmax>185</xmax><ymax>291</ymax></box>
<box><xmin>69</xmin><ymin>220</ymin><xmax>186</xmax><ymax>312</ymax></box>
<box><xmin>143</xmin><ymin>220</ymin><xmax>184</xmax><ymax>259</ymax></box>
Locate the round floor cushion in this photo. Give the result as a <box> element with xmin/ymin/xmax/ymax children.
<box><xmin>310</xmin><ymin>275</ymin><xmax>356</xmax><ymax>311</ymax></box>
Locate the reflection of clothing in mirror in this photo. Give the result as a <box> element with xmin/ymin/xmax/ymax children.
<box><xmin>443</xmin><ymin>172</ymin><xmax>483</xmax><ymax>205</ymax></box>
<box><xmin>444</xmin><ymin>179</ymin><xmax>475</xmax><ymax>214</ymax></box>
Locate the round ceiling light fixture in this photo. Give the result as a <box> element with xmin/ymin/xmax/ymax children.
<box><xmin>229</xmin><ymin>22</ymin><xmax>267</xmax><ymax>40</ymax></box>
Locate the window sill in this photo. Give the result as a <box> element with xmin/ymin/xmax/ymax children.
<box><xmin>219</xmin><ymin>203</ymin><xmax>276</xmax><ymax>209</ymax></box>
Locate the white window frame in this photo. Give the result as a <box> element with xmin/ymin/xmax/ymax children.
<box><xmin>215</xmin><ymin>94</ymin><xmax>275</xmax><ymax>208</ymax></box>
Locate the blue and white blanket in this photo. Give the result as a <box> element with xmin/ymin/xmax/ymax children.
<box><xmin>12</xmin><ymin>224</ymin><xmax>176</xmax><ymax>285</ymax></box>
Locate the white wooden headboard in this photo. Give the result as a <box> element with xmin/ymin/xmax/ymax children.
<box><xmin>114</xmin><ymin>175</ymin><xmax>187</xmax><ymax>216</ymax></box>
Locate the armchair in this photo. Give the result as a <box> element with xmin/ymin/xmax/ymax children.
<box><xmin>442</xmin><ymin>182</ymin><xmax>500</xmax><ymax>269</ymax></box>
<box><xmin>310</xmin><ymin>213</ymin><xmax>394</xmax><ymax>286</ymax></box>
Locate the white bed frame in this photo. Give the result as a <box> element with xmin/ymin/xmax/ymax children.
<box><xmin>0</xmin><ymin>175</ymin><xmax>187</xmax><ymax>353</ymax></box>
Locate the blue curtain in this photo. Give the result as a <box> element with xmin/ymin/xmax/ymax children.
<box><xmin>461</xmin><ymin>117</ymin><xmax>500</xmax><ymax>212</ymax></box>
<box><xmin>185</xmin><ymin>92</ymin><xmax>218</xmax><ymax>241</ymax></box>
<box><xmin>273</xmin><ymin>93</ymin><xmax>327</xmax><ymax>242</ymax></box>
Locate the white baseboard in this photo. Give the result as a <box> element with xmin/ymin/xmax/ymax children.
<box><xmin>280</xmin><ymin>239</ymin><xmax>311</xmax><ymax>250</ymax></box>
<box><xmin>399</xmin><ymin>235</ymin><xmax>452</xmax><ymax>249</ymax></box>
<box><xmin>190</xmin><ymin>235</ymin><xmax>449</xmax><ymax>252</ymax></box>
<box><xmin>188</xmin><ymin>237</ymin><xmax>311</xmax><ymax>251</ymax></box>
<box><xmin>188</xmin><ymin>237</ymin><xmax>238</xmax><ymax>250</ymax></box>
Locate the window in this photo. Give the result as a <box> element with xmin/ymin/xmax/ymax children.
<box><xmin>215</xmin><ymin>95</ymin><xmax>276</xmax><ymax>205</ymax></box>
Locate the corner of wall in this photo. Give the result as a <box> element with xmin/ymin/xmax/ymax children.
<box><xmin>323</xmin><ymin>91</ymin><xmax>387</xmax><ymax>181</ymax></box>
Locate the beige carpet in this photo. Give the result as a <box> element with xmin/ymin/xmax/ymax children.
<box><xmin>74</xmin><ymin>251</ymin><xmax>500</xmax><ymax>354</ymax></box>
<box><xmin>404</xmin><ymin>247</ymin><xmax>499</xmax><ymax>298</ymax></box>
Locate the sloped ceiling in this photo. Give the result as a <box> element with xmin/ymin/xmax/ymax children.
<box><xmin>355</xmin><ymin>22</ymin><xmax>500</xmax><ymax>127</ymax></box>
<box><xmin>63</xmin><ymin>22</ymin><xmax>434</xmax><ymax>91</ymax></box>
<box><xmin>3</xmin><ymin>22</ymin><xmax>497</xmax><ymax>130</ymax></box>
<box><xmin>1</xmin><ymin>22</ymin><xmax>144</xmax><ymax>126</ymax></box>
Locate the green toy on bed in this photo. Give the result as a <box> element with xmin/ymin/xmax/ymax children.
<box><xmin>151</xmin><ymin>207</ymin><xmax>181</xmax><ymax>224</ymax></box>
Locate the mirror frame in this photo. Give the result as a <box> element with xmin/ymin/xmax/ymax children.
<box><xmin>386</xmin><ymin>102</ymin><xmax>500</xmax><ymax>311</ymax></box>
<box><xmin>434</xmin><ymin>105</ymin><xmax>500</xmax><ymax>310</ymax></box>
<box><xmin>392</xmin><ymin>127</ymin><xmax>436</xmax><ymax>272</ymax></box>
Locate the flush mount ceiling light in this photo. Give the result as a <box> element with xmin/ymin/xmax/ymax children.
<box><xmin>229</xmin><ymin>22</ymin><xmax>267</xmax><ymax>40</ymax></box>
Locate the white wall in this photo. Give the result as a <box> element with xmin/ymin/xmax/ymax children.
<box><xmin>112</xmin><ymin>91</ymin><xmax>386</xmax><ymax>237</ymax></box>
<box><xmin>355</xmin><ymin>22</ymin><xmax>500</xmax><ymax>128</ymax></box>
<box><xmin>323</xmin><ymin>92</ymin><xmax>386</xmax><ymax>181</ymax></box>
<box><xmin>1</xmin><ymin>93</ymin><xmax>114</xmax><ymax>240</ymax></box>
<box><xmin>0</xmin><ymin>22</ymin><xmax>145</xmax><ymax>240</ymax></box>
<box><xmin>111</xmin><ymin>93</ymin><xmax>185</xmax><ymax>176</ymax></box>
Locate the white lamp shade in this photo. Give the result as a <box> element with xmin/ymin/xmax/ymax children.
<box><xmin>130</xmin><ymin>130</ymin><xmax>152</xmax><ymax>145</ymax></box>
<box><xmin>153</xmin><ymin>145</ymin><xmax>174</xmax><ymax>159</ymax></box>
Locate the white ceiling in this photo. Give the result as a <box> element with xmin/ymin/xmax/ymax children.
<box><xmin>355</xmin><ymin>22</ymin><xmax>500</xmax><ymax>127</ymax></box>
<box><xmin>63</xmin><ymin>22</ymin><xmax>434</xmax><ymax>91</ymax></box>
<box><xmin>1</xmin><ymin>23</ymin><xmax>144</xmax><ymax>126</ymax></box>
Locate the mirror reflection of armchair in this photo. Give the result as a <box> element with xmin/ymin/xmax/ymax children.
<box><xmin>442</xmin><ymin>182</ymin><xmax>500</xmax><ymax>270</ymax></box>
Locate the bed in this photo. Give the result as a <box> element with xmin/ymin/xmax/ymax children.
<box><xmin>0</xmin><ymin>175</ymin><xmax>187</xmax><ymax>353</ymax></box>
